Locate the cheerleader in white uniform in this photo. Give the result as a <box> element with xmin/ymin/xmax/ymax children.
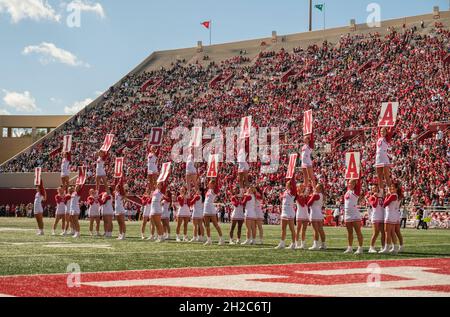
<box><xmin>96</xmin><ymin>151</ymin><xmax>108</xmax><ymax>192</ymax></box>
<box><xmin>295</xmin><ymin>184</ymin><xmax>309</xmax><ymax>249</ymax></box>
<box><xmin>140</xmin><ymin>189</ymin><xmax>152</xmax><ymax>240</ymax></box>
<box><xmin>229</xmin><ymin>187</ymin><xmax>244</xmax><ymax>244</ymax></box>
<box><xmin>189</xmin><ymin>185</ymin><xmax>205</xmax><ymax>242</ymax></box>
<box><xmin>176</xmin><ymin>186</ymin><xmax>191</xmax><ymax>242</ymax></box>
<box><xmin>69</xmin><ymin>185</ymin><xmax>83</xmax><ymax>238</ymax></box>
<box><xmin>64</xmin><ymin>191</ymin><xmax>72</xmax><ymax>235</ymax></box>
<box><xmin>33</xmin><ymin>181</ymin><xmax>47</xmax><ymax>235</ymax></box>
<box><xmin>379</xmin><ymin>182</ymin><xmax>404</xmax><ymax>254</ymax></box>
<box><xmin>52</xmin><ymin>186</ymin><xmax>67</xmax><ymax>236</ymax></box>
<box><xmin>186</xmin><ymin>150</ymin><xmax>198</xmax><ymax>195</ymax></box>
<box><xmin>301</xmin><ymin>134</ymin><xmax>316</xmax><ymax>188</ymax></box>
<box><xmin>241</xmin><ymin>187</ymin><xmax>257</xmax><ymax>245</ymax></box>
<box><xmin>147</xmin><ymin>146</ymin><xmax>159</xmax><ymax>192</ymax></box>
<box><xmin>114</xmin><ymin>182</ymin><xmax>127</xmax><ymax>240</ymax></box>
<box><xmin>150</xmin><ymin>182</ymin><xmax>169</xmax><ymax>242</ymax></box>
<box><xmin>60</xmin><ymin>152</ymin><xmax>71</xmax><ymax>192</ymax></box>
<box><xmin>161</xmin><ymin>189</ymin><xmax>172</xmax><ymax>240</ymax></box>
<box><xmin>343</xmin><ymin>179</ymin><xmax>364</xmax><ymax>254</ymax></box>
<box><xmin>203</xmin><ymin>180</ymin><xmax>225</xmax><ymax>246</ymax></box>
<box><xmin>375</xmin><ymin>127</ymin><xmax>393</xmax><ymax>189</ymax></box>
<box><xmin>237</xmin><ymin>147</ymin><xmax>250</xmax><ymax>191</ymax></box>
<box><xmin>255</xmin><ymin>187</ymin><xmax>265</xmax><ymax>245</ymax></box>
<box><xmin>99</xmin><ymin>187</ymin><xmax>114</xmax><ymax>238</ymax></box>
<box><xmin>307</xmin><ymin>184</ymin><xmax>327</xmax><ymax>250</ymax></box>
<box><xmin>275</xmin><ymin>178</ymin><xmax>297</xmax><ymax>250</ymax></box>
<box><xmin>368</xmin><ymin>184</ymin><xmax>386</xmax><ymax>253</ymax></box>
<box><xmin>87</xmin><ymin>189</ymin><xmax>101</xmax><ymax>236</ymax></box>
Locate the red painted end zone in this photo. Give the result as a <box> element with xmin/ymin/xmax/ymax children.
<box><xmin>1</xmin><ymin>258</ymin><xmax>450</xmax><ymax>297</ymax></box>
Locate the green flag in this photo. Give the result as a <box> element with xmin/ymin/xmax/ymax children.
<box><xmin>315</xmin><ymin>4</ymin><xmax>324</xmax><ymax>11</ymax></box>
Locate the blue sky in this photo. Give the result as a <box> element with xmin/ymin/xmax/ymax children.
<box><xmin>0</xmin><ymin>0</ymin><xmax>447</xmax><ymax>115</ymax></box>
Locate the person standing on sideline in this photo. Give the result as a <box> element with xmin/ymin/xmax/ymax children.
<box><xmin>400</xmin><ymin>207</ymin><xmax>409</xmax><ymax>229</ymax></box>
<box><xmin>333</xmin><ymin>205</ymin><xmax>340</xmax><ymax>227</ymax></box>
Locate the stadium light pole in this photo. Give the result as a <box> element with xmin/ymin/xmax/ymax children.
<box><xmin>309</xmin><ymin>0</ymin><xmax>313</xmax><ymax>31</ymax></box>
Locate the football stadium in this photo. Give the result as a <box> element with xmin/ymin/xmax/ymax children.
<box><xmin>0</xmin><ymin>0</ymin><xmax>449</xmax><ymax>300</ymax></box>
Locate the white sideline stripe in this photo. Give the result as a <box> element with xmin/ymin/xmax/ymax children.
<box><xmin>1</xmin><ymin>242</ymin><xmax>70</xmax><ymax>246</ymax></box>
<box><xmin>44</xmin><ymin>244</ymin><xmax>113</xmax><ymax>249</ymax></box>
<box><xmin>0</xmin><ymin>228</ymin><xmax>35</xmax><ymax>232</ymax></box>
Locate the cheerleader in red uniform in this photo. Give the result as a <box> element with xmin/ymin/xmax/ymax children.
<box><xmin>237</xmin><ymin>146</ymin><xmax>250</xmax><ymax>192</ymax></box>
<box><xmin>150</xmin><ymin>182</ymin><xmax>170</xmax><ymax>242</ymax></box>
<box><xmin>379</xmin><ymin>182</ymin><xmax>404</xmax><ymax>254</ymax></box>
<box><xmin>99</xmin><ymin>187</ymin><xmax>114</xmax><ymax>238</ymax></box>
<box><xmin>34</xmin><ymin>180</ymin><xmax>47</xmax><ymax>235</ymax></box>
<box><xmin>241</xmin><ymin>187</ymin><xmax>257</xmax><ymax>245</ymax></box>
<box><xmin>368</xmin><ymin>184</ymin><xmax>386</xmax><ymax>253</ymax></box>
<box><xmin>114</xmin><ymin>182</ymin><xmax>127</xmax><ymax>240</ymax></box>
<box><xmin>203</xmin><ymin>179</ymin><xmax>225</xmax><ymax>246</ymax></box>
<box><xmin>60</xmin><ymin>152</ymin><xmax>71</xmax><ymax>192</ymax></box>
<box><xmin>343</xmin><ymin>179</ymin><xmax>364</xmax><ymax>254</ymax></box>
<box><xmin>229</xmin><ymin>187</ymin><xmax>244</xmax><ymax>244</ymax></box>
<box><xmin>255</xmin><ymin>187</ymin><xmax>265</xmax><ymax>245</ymax></box>
<box><xmin>301</xmin><ymin>134</ymin><xmax>316</xmax><ymax>188</ymax></box>
<box><xmin>375</xmin><ymin>127</ymin><xmax>393</xmax><ymax>189</ymax></box>
<box><xmin>185</xmin><ymin>148</ymin><xmax>198</xmax><ymax>195</ymax></box>
<box><xmin>52</xmin><ymin>186</ymin><xmax>66</xmax><ymax>236</ymax></box>
<box><xmin>189</xmin><ymin>185</ymin><xmax>205</xmax><ymax>242</ymax></box>
<box><xmin>87</xmin><ymin>188</ymin><xmax>101</xmax><ymax>236</ymax></box>
<box><xmin>308</xmin><ymin>184</ymin><xmax>327</xmax><ymax>250</ymax></box>
<box><xmin>140</xmin><ymin>189</ymin><xmax>152</xmax><ymax>240</ymax></box>
<box><xmin>68</xmin><ymin>185</ymin><xmax>83</xmax><ymax>238</ymax></box>
<box><xmin>176</xmin><ymin>186</ymin><xmax>191</xmax><ymax>242</ymax></box>
<box><xmin>295</xmin><ymin>184</ymin><xmax>309</xmax><ymax>249</ymax></box>
<box><xmin>95</xmin><ymin>150</ymin><xmax>108</xmax><ymax>192</ymax></box>
<box><xmin>161</xmin><ymin>189</ymin><xmax>172</xmax><ymax>240</ymax></box>
<box><xmin>147</xmin><ymin>146</ymin><xmax>159</xmax><ymax>192</ymax></box>
<box><xmin>64</xmin><ymin>190</ymin><xmax>72</xmax><ymax>235</ymax></box>
<box><xmin>275</xmin><ymin>177</ymin><xmax>297</xmax><ymax>250</ymax></box>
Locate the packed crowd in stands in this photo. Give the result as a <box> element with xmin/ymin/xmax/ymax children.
<box><xmin>1</xmin><ymin>24</ymin><xmax>449</xmax><ymax>214</ymax></box>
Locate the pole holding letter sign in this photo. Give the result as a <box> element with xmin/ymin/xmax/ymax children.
<box><xmin>345</xmin><ymin>152</ymin><xmax>361</xmax><ymax>180</ymax></box>
<box><xmin>76</xmin><ymin>166</ymin><xmax>87</xmax><ymax>185</ymax></box>
<box><xmin>149</xmin><ymin>128</ymin><xmax>164</xmax><ymax>146</ymax></box>
<box><xmin>207</xmin><ymin>154</ymin><xmax>219</xmax><ymax>178</ymax></box>
<box><xmin>157</xmin><ymin>162</ymin><xmax>172</xmax><ymax>183</ymax></box>
<box><xmin>240</xmin><ymin>116</ymin><xmax>252</xmax><ymax>139</ymax></box>
<box><xmin>286</xmin><ymin>154</ymin><xmax>298</xmax><ymax>179</ymax></box>
<box><xmin>100</xmin><ymin>134</ymin><xmax>115</xmax><ymax>152</ymax></box>
<box><xmin>114</xmin><ymin>158</ymin><xmax>124</xmax><ymax>179</ymax></box>
<box><xmin>62</xmin><ymin>135</ymin><xmax>72</xmax><ymax>153</ymax></box>
<box><xmin>303</xmin><ymin>110</ymin><xmax>313</xmax><ymax>135</ymax></box>
<box><xmin>34</xmin><ymin>168</ymin><xmax>42</xmax><ymax>186</ymax></box>
<box><xmin>378</xmin><ymin>102</ymin><xmax>399</xmax><ymax>127</ymax></box>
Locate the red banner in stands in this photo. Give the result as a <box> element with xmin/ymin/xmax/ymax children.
<box><xmin>345</xmin><ymin>152</ymin><xmax>361</xmax><ymax>180</ymax></box>
<box><xmin>100</xmin><ymin>134</ymin><xmax>114</xmax><ymax>152</ymax></box>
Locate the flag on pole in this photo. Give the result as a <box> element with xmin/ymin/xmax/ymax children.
<box><xmin>315</xmin><ymin>4</ymin><xmax>324</xmax><ymax>11</ymax></box>
<box><xmin>201</xmin><ymin>20</ymin><xmax>212</xmax><ymax>45</ymax></box>
<box><xmin>201</xmin><ymin>21</ymin><xmax>211</xmax><ymax>29</ymax></box>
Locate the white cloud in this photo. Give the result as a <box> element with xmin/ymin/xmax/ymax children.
<box><xmin>0</xmin><ymin>0</ymin><xmax>60</xmax><ymax>23</ymax></box>
<box><xmin>64</xmin><ymin>98</ymin><xmax>93</xmax><ymax>114</ymax></box>
<box><xmin>22</xmin><ymin>42</ymin><xmax>90</xmax><ymax>68</ymax></box>
<box><xmin>0</xmin><ymin>108</ymin><xmax>10</xmax><ymax>115</ymax></box>
<box><xmin>68</xmin><ymin>0</ymin><xmax>105</xmax><ymax>19</ymax></box>
<box><xmin>2</xmin><ymin>90</ymin><xmax>39</xmax><ymax>112</ymax></box>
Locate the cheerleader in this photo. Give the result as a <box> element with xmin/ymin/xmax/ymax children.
<box><xmin>189</xmin><ymin>185</ymin><xmax>205</xmax><ymax>242</ymax></box>
<box><xmin>295</xmin><ymin>184</ymin><xmax>309</xmax><ymax>249</ymax></box>
<box><xmin>68</xmin><ymin>185</ymin><xmax>83</xmax><ymax>238</ymax></box>
<box><xmin>241</xmin><ymin>187</ymin><xmax>257</xmax><ymax>245</ymax></box>
<box><xmin>33</xmin><ymin>180</ymin><xmax>46</xmax><ymax>236</ymax></box>
<box><xmin>229</xmin><ymin>187</ymin><xmax>244</xmax><ymax>244</ymax></box>
<box><xmin>379</xmin><ymin>182</ymin><xmax>404</xmax><ymax>254</ymax></box>
<box><xmin>275</xmin><ymin>178</ymin><xmax>297</xmax><ymax>250</ymax></box>
<box><xmin>186</xmin><ymin>149</ymin><xmax>198</xmax><ymax>195</ymax></box>
<box><xmin>255</xmin><ymin>187</ymin><xmax>265</xmax><ymax>245</ymax></box>
<box><xmin>114</xmin><ymin>182</ymin><xmax>127</xmax><ymax>240</ymax></box>
<box><xmin>301</xmin><ymin>134</ymin><xmax>316</xmax><ymax>187</ymax></box>
<box><xmin>203</xmin><ymin>180</ymin><xmax>225</xmax><ymax>246</ymax></box>
<box><xmin>140</xmin><ymin>189</ymin><xmax>152</xmax><ymax>240</ymax></box>
<box><xmin>368</xmin><ymin>184</ymin><xmax>386</xmax><ymax>253</ymax></box>
<box><xmin>176</xmin><ymin>186</ymin><xmax>191</xmax><ymax>242</ymax></box>
<box><xmin>96</xmin><ymin>151</ymin><xmax>108</xmax><ymax>192</ymax></box>
<box><xmin>64</xmin><ymin>190</ymin><xmax>72</xmax><ymax>235</ymax></box>
<box><xmin>147</xmin><ymin>146</ymin><xmax>159</xmax><ymax>192</ymax></box>
<box><xmin>60</xmin><ymin>152</ymin><xmax>71</xmax><ymax>192</ymax></box>
<box><xmin>99</xmin><ymin>187</ymin><xmax>114</xmax><ymax>238</ymax></box>
<box><xmin>150</xmin><ymin>182</ymin><xmax>169</xmax><ymax>242</ymax></box>
<box><xmin>52</xmin><ymin>186</ymin><xmax>66</xmax><ymax>236</ymax></box>
<box><xmin>87</xmin><ymin>189</ymin><xmax>101</xmax><ymax>236</ymax></box>
<box><xmin>161</xmin><ymin>189</ymin><xmax>172</xmax><ymax>240</ymax></box>
<box><xmin>375</xmin><ymin>127</ymin><xmax>393</xmax><ymax>189</ymax></box>
<box><xmin>237</xmin><ymin>147</ymin><xmax>250</xmax><ymax>191</ymax></box>
<box><xmin>343</xmin><ymin>179</ymin><xmax>364</xmax><ymax>254</ymax></box>
<box><xmin>308</xmin><ymin>184</ymin><xmax>327</xmax><ymax>250</ymax></box>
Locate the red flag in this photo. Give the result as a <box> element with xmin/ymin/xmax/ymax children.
<box><xmin>201</xmin><ymin>21</ymin><xmax>211</xmax><ymax>29</ymax></box>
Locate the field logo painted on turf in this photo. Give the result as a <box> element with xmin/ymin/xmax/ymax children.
<box><xmin>66</xmin><ymin>263</ymin><xmax>81</xmax><ymax>288</ymax></box>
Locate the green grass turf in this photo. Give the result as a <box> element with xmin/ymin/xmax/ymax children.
<box><xmin>0</xmin><ymin>218</ymin><xmax>449</xmax><ymax>276</ymax></box>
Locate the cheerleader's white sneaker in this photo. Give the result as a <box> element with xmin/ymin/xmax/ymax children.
<box><xmin>218</xmin><ymin>237</ymin><xmax>225</xmax><ymax>246</ymax></box>
<box><xmin>288</xmin><ymin>243</ymin><xmax>296</xmax><ymax>250</ymax></box>
<box><xmin>368</xmin><ymin>247</ymin><xmax>378</xmax><ymax>254</ymax></box>
<box><xmin>378</xmin><ymin>247</ymin><xmax>389</xmax><ymax>254</ymax></box>
<box><xmin>309</xmin><ymin>241</ymin><xmax>320</xmax><ymax>251</ymax></box>
<box><xmin>204</xmin><ymin>239</ymin><xmax>212</xmax><ymax>246</ymax></box>
<box><xmin>275</xmin><ymin>241</ymin><xmax>286</xmax><ymax>250</ymax></box>
<box><xmin>241</xmin><ymin>239</ymin><xmax>251</xmax><ymax>245</ymax></box>
<box><xmin>398</xmin><ymin>245</ymin><xmax>404</xmax><ymax>253</ymax></box>
<box><xmin>354</xmin><ymin>247</ymin><xmax>363</xmax><ymax>255</ymax></box>
<box><xmin>344</xmin><ymin>247</ymin><xmax>353</xmax><ymax>254</ymax></box>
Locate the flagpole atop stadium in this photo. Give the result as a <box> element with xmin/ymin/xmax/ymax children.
<box><xmin>210</xmin><ymin>20</ymin><xmax>212</xmax><ymax>45</ymax></box>
<box><xmin>309</xmin><ymin>0</ymin><xmax>312</xmax><ymax>31</ymax></box>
